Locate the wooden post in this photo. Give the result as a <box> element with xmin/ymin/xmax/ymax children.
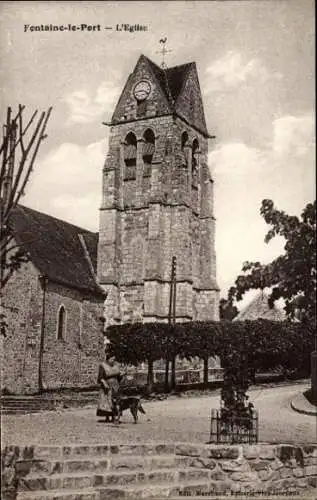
<box><xmin>164</xmin><ymin>256</ymin><xmax>176</xmax><ymax>393</ymax></box>
<box><xmin>147</xmin><ymin>358</ymin><xmax>154</xmax><ymax>394</ymax></box>
<box><xmin>171</xmin><ymin>259</ymin><xmax>177</xmax><ymax>390</ymax></box>
<box><xmin>311</xmin><ymin>350</ymin><xmax>317</xmax><ymax>405</ymax></box>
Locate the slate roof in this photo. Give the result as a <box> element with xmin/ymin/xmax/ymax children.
<box><xmin>10</xmin><ymin>205</ymin><xmax>105</xmax><ymax>297</ymax></box>
<box><xmin>146</xmin><ymin>56</ymin><xmax>195</xmax><ymax>104</ymax></box>
<box><xmin>234</xmin><ymin>291</ymin><xmax>286</xmax><ymax>322</ymax></box>
<box><xmin>145</xmin><ymin>56</ymin><xmax>209</xmax><ymax>136</ymax></box>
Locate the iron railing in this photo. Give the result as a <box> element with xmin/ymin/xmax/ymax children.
<box><xmin>208</xmin><ymin>408</ymin><xmax>258</xmax><ymax>444</ymax></box>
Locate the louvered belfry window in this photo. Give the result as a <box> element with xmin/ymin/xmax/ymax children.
<box><xmin>124</xmin><ymin>132</ymin><xmax>137</xmax><ymax>180</ymax></box>
<box><xmin>137</xmin><ymin>100</ymin><xmax>147</xmax><ymax>117</ymax></box>
<box><xmin>143</xmin><ymin>129</ymin><xmax>155</xmax><ymax>177</ymax></box>
<box><xmin>181</xmin><ymin>131</ymin><xmax>189</xmax><ymax>171</ymax></box>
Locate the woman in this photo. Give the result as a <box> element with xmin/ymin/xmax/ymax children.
<box><xmin>96</xmin><ymin>350</ymin><xmax>126</xmax><ymax>423</ymax></box>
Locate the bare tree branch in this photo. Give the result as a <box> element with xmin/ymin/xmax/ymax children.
<box><xmin>0</xmin><ymin>105</ymin><xmax>52</xmax><ymax>299</ymax></box>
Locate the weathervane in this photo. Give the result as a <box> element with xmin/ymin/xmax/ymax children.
<box><xmin>157</xmin><ymin>37</ymin><xmax>172</xmax><ymax>69</ymax></box>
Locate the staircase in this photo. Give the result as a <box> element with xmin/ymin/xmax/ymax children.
<box><xmin>1</xmin><ymin>392</ymin><xmax>100</xmax><ymax>414</ymax></box>
<box><xmin>15</xmin><ymin>443</ymin><xmax>216</xmax><ymax>499</ymax></box>
<box><xmin>1</xmin><ymin>396</ymin><xmax>56</xmax><ymax>415</ymax></box>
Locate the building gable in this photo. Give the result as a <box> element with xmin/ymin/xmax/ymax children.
<box><xmin>111</xmin><ymin>55</ymin><xmax>172</xmax><ymax>124</ymax></box>
<box><xmin>234</xmin><ymin>292</ymin><xmax>286</xmax><ymax>322</ymax></box>
<box><xmin>174</xmin><ymin>63</ymin><xmax>208</xmax><ymax>136</ymax></box>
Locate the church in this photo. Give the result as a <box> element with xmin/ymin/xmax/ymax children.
<box><xmin>1</xmin><ymin>53</ymin><xmax>219</xmax><ymax>394</ymax></box>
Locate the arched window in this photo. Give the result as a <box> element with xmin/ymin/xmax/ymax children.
<box><xmin>143</xmin><ymin>129</ymin><xmax>155</xmax><ymax>177</ymax></box>
<box><xmin>57</xmin><ymin>305</ymin><xmax>66</xmax><ymax>340</ymax></box>
<box><xmin>192</xmin><ymin>139</ymin><xmax>199</xmax><ymax>173</ymax></box>
<box><xmin>124</xmin><ymin>132</ymin><xmax>137</xmax><ymax>180</ymax></box>
<box><xmin>192</xmin><ymin>139</ymin><xmax>199</xmax><ymax>188</ymax></box>
<box><xmin>181</xmin><ymin>131</ymin><xmax>189</xmax><ymax>150</ymax></box>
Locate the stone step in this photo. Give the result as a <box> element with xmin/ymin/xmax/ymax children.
<box><xmin>108</xmin><ymin>453</ymin><xmax>190</xmax><ymax>471</ymax></box>
<box><xmin>19</xmin><ymin>471</ymin><xmax>95</xmax><ymax>491</ymax></box>
<box><xmin>2</xmin><ymin>405</ymin><xmax>53</xmax><ymax>410</ymax></box>
<box><xmin>18</xmin><ymin>454</ymin><xmax>191</xmax><ymax>475</ymax></box>
<box><xmin>97</xmin><ymin>479</ymin><xmax>215</xmax><ymax>499</ymax></box>
<box><xmin>18</xmin><ymin>467</ymin><xmax>212</xmax><ymax>491</ymax></box>
<box><xmin>2</xmin><ymin>398</ymin><xmax>54</xmax><ymax>402</ymax></box>
<box><xmin>2</xmin><ymin>408</ymin><xmax>52</xmax><ymax>415</ymax></box>
<box><xmin>2</xmin><ymin>402</ymin><xmax>48</xmax><ymax>407</ymax></box>
<box><xmin>32</xmin><ymin>443</ymin><xmax>178</xmax><ymax>459</ymax></box>
<box><xmin>17</xmin><ymin>488</ymin><xmax>99</xmax><ymax>500</ymax></box>
<box><xmin>16</xmin><ymin>479</ymin><xmax>213</xmax><ymax>500</ymax></box>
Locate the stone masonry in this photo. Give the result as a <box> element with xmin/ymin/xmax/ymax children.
<box><xmin>97</xmin><ymin>55</ymin><xmax>219</xmax><ymax>326</ymax></box>
<box><xmin>1</xmin><ymin>260</ymin><xmax>104</xmax><ymax>395</ymax></box>
<box><xmin>1</xmin><ymin>443</ymin><xmax>316</xmax><ymax>499</ymax></box>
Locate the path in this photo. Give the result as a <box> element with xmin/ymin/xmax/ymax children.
<box><xmin>1</xmin><ymin>383</ymin><xmax>316</xmax><ymax>446</ymax></box>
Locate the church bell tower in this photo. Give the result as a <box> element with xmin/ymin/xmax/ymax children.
<box><xmin>97</xmin><ymin>53</ymin><xmax>219</xmax><ymax>325</ymax></box>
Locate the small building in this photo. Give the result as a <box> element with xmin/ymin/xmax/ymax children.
<box><xmin>1</xmin><ymin>205</ymin><xmax>106</xmax><ymax>395</ymax></box>
<box><xmin>233</xmin><ymin>291</ymin><xmax>286</xmax><ymax>322</ymax></box>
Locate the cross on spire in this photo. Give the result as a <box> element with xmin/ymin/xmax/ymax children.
<box><xmin>157</xmin><ymin>37</ymin><xmax>172</xmax><ymax>69</ymax></box>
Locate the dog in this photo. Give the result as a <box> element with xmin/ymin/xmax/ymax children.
<box><xmin>119</xmin><ymin>396</ymin><xmax>146</xmax><ymax>423</ymax></box>
<box><xmin>102</xmin><ymin>396</ymin><xmax>146</xmax><ymax>424</ymax></box>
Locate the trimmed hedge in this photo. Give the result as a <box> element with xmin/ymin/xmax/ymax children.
<box><xmin>106</xmin><ymin>320</ymin><xmax>315</xmax><ymax>409</ymax></box>
<box><xmin>107</xmin><ymin>319</ymin><xmax>314</xmax><ymax>375</ymax></box>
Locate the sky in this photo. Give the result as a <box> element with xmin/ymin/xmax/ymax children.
<box><xmin>0</xmin><ymin>0</ymin><xmax>315</xmax><ymax>306</ymax></box>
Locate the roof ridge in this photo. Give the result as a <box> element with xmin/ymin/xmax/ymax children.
<box><xmin>142</xmin><ymin>54</ymin><xmax>195</xmax><ymax>72</ymax></box>
<box><xmin>10</xmin><ymin>205</ymin><xmax>103</xmax><ymax>297</ymax></box>
<box><xmin>18</xmin><ymin>204</ymin><xmax>96</xmax><ymax>235</ymax></box>
<box><xmin>78</xmin><ymin>233</ymin><xmax>97</xmax><ymax>281</ymax></box>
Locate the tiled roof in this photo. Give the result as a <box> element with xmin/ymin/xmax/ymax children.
<box><xmin>10</xmin><ymin>205</ymin><xmax>105</xmax><ymax>297</ymax></box>
<box><xmin>234</xmin><ymin>291</ymin><xmax>286</xmax><ymax>322</ymax></box>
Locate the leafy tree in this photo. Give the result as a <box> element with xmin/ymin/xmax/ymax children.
<box><xmin>234</xmin><ymin>199</ymin><xmax>316</xmax><ymax>320</ymax></box>
<box><xmin>219</xmin><ymin>286</ymin><xmax>239</xmax><ymax>321</ymax></box>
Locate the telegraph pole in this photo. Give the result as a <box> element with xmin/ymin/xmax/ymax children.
<box><xmin>171</xmin><ymin>257</ymin><xmax>177</xmax><ymax>390</ymax></box>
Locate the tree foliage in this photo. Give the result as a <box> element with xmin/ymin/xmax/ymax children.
<box><xmin>106</xmin><ymin>319</ymin><xmax>315</xmax><ymax>413</ymax></box>
<box><xmin>233</xmin><ymin>199</ymin><xmax>316</xmax><ymax>320</ymax></box>
<box><xmin>219</xmin><ymin>286</ymin><xmax>239</xmax><ymax>321</ymax></box>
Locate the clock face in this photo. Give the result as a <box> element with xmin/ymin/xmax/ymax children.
<box><xmin>133</xmin><ymin>80</ymin><xmax>151</xmax><ymax>101</ymax></box>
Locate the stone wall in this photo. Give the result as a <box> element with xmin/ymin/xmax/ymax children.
<box><xmin>1</xmin><ymin>261</ymin><xmax>42</xmax><ymax>394</ymax></box>
<box><xmin>41</xmin><ymin>282</ymin><xmax>104</xmax><ymax>391</ymax></box>
<box><xmin>174</xmin><ymin>442</ymin><xmax>317</xmax><ymax>494</ymax></box>
<box><xmin>1</xmin><ymin>443</ymin><xmax>316</xmax><ymax>499</ymax></box>
<box><xmin>98</xmin><ymin>67</ymin><xmax>219</xmax><ymax>325</ymax></box>
<box><xmin>1</xmin><ymin>262</ymin><xmax>104</xmax><ymax>394</ymax></box>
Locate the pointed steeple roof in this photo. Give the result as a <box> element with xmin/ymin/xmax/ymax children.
<box><xmin>110</xmin><ymin>55</ymin><xmax>209</xmax><ymax>137</ymax></box>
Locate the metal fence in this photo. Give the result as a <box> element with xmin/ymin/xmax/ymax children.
<box><xmin>208</xmin><ymin>408</ymin><xmax>258</xmax><ymax>444</ymax></box>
